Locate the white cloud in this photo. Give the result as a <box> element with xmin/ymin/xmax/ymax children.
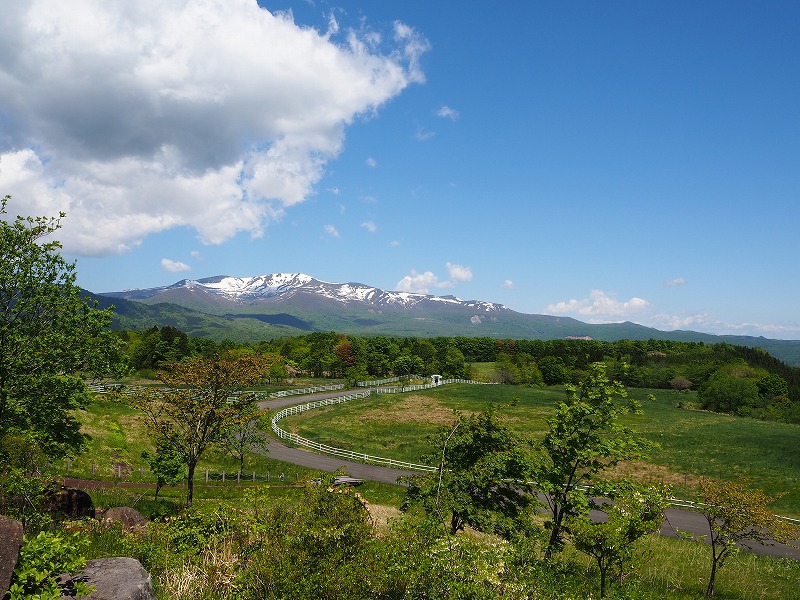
<box><xmin>161</xmin><ymin>258</ymin><xmax>191</xmax><ymax>272</ymax></box>
<box><xmin>389</xmin><ymin>240</ymin><xmax>400</xmax><ymax>247</ymax></box>
<box><xmin>395</xmin><ymin>270</ymin><xmax>441</xmax><ymax>294</ymax></box>
<box><xmin>0</xmin><ymin>1</ymin><xmax>427</xmax><ymax>255</ymax></box>
<box><xmin>545</xmin><ymin>289</ymin><xmax>650</xmax><ymax>322</ymax></box>
<box><xmin>396</xmin><ymin>262</ymin><xmax>471</xmax><ymax>294</ymax></box>
<box><xmin>415</xmin><ymin>127</ymin><xmax>435</xmax><ymax>141</ymax></box>
<box><xmin>436</xmin><ymin>105</ymin><xmax>460</xmax><ymax>120</ymax></box>
<box><xmin>324</xmin><ymin>224</ymin><xmax>340</xmax><ymax>238</ymax></box>
<box><xmin>665</xmin><ymin>277</ymin><xmax>687</xmax><ymax>287</ymax></box>
<box><xmin>366</xmin><ymin>157</ymin><xmax>377</xmax><ymax>168</ymax></box>
<box><xmin>190</xmin><ymin>250</ymin><xmax>204</xmax><ymax>260</ymax></box>
<box><xmin>502</xmin><ymin>279</ymin><xmax>514</xmax><ymax>289</ymax></box>
<box><xmin>446</xmin><ymin>262</ymin><xmax>472</xmax><ymax>283</ymax></box>
<box><xmin>361</xmin><ymin>220</ymin><xmax>377</xmax><ymax>233</ymax></box>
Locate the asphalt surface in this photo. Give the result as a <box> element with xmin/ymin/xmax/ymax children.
<box><xmin>261</xmin><ymin>390</ymin><xmax>800</xmax><ymax>560</ymax></box>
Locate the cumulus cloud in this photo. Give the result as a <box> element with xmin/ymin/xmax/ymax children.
<box><xmin>361</xmin><ymin>220</ymin><xmax>377</xmax><ymax>233</ymax></box>
<box><xmin>324</xmin><ymin>224</ymin><xmax>340</xmax><ymax>238</ymax></box>
<box><xmin>436</xmin><ymin>105</ymin><xmax>460</xmax><ymax>120</ymax></box>
<box><xmin>395</xmin><ymin>270</ymin><xmax>441</xmax><ymax>294</ymax></box>
<box><xmin>0</xmin><ymin>1</ymin><xmax>427</xmax><ymax>255</ymax></box>
<box><xmin>545</xmin><ymin>289</ymin><xmax>650</xmax><ymax>322</ymax></box>
<box><xmin>502</xmin><ymin>279</ymin><xmax>514</xmax><ymax>289</ymax></box>
<box><xmin>649</xmin><ymin>312</ymin><xmax>800</xmax><ymax>339</ymax></box>
<box><xmin>396</xmin><ymin>262</ymin><xmax>472</xmax><ymax>294</ymax></box>
<box><xmin>446</xmin><ymin>262</ymin><xmax>472</xmax><ymax>283</ymax></box>
<box><xmin>161</xmin><ymin>258</ymin><xmax>191</xmax><ymax>272</ymax></box>
<box><xmin>665</xmin><ymin>277</ymin><xmax>687</xmax><ymax>287</ymax></box>
<box><xmin>366</xmin><ymin>157</ymin><xmax>377</xmax><ymax>168</ymax></box>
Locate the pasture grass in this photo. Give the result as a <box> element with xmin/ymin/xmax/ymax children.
<box><xmin>279</xmin><ymin>383</ymin><xmax>800</xmax><ymax>515</ymax></box>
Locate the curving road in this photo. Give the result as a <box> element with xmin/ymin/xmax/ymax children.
<box><xmin>261</xmin><ymin>390</ymin><xmax>800</xmax><ymax>560</ymax></box>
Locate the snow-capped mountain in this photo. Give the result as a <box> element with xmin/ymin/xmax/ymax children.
<box><xmin>106</xmin><ymin>273</ymin><xmax>508</xmax><ymax>313</ymax></box>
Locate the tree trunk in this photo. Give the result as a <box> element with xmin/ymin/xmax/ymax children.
<box><xmin>545</xmin><ymin>508</ymin><xmax>564</xmax><ymax>560</ymax></box>
<box><xmin>706</xmin><ymin>558</ymin><xmax>717</xmax><ymax>597</ymax></box>
<box><xmin>187</xmin><ymin>460</ymin><xmax>196</xmax><ymax>506</ymax></box>
<box><xmin>599</xmin><ymin>563</ymin><xmax>608</xmax><ymax>598</ymax></box>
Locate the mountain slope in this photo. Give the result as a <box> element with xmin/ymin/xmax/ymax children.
<box><xmin>96</xmin><ymin>274</ymin><xmax>800</xmax><ymax>365</ymax></box>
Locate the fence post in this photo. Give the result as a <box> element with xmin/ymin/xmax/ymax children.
<box><xmin>237</xmin><ymin>471</ymin><xmax>241</xmax><ymax>483</ymax></box>
<box><xmin>222</xmin><ymin>471</ymin><xmax>225</xmax><ymax>483</ymax></box>
<box><xmin>205</xmin><ymin>469</ymin><xmax>209</xmax><ymax>483</ymax></box>
<box><xmin>267</xmin><ymin>472</ymin><xmax>270</xmax><ymax>482</ymax></box>
<box><xmin>117</xmin><ymin>464</ymin><xmax>122</xmax><ymax>479</ymax></box>
<box><xmin>66</xmin><ymin>459</ymin><xmax>71</xmax><ymax>475</ymax></box>
<box><xmin>252</xmin><ymin>471</ymin><xmax>255</xmax><ymax>482</ymax></box>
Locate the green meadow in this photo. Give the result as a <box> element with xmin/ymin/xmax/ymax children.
<box><xmin>278</xmin><ymin>383</ymin><xmax>800</xmax><ymax>515</ymax></box>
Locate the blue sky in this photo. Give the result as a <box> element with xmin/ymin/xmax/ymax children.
<box><xmin>1</xmin><ymin>1</ymin><xmax>799</xmax><ymax>338</ymax></box>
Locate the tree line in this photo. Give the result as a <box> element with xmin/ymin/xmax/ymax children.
<box><xmin>117</xmin><ymin>327</ymin><xmax>800</xmax><ymax>424</ymax></box>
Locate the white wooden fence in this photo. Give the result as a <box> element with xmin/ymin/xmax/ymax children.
<box><xmin>270</xmin><ymin>378</ymin><xmax>493</xmax><ymax>472</ymax></box>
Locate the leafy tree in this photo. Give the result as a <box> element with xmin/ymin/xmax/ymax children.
<box><xmin>536</xmin><ymin>362</ymin><xmax>651</xmax><ymax>559</ymax></box>
<box><xmin>123</xmin><ymin>353</ymin><xmax>273</xmax><ymax>505</ymax></box>
<box><xmin>0</xmin><ymin>196</ymin><xmax>118</xmax><ymax>461</ymax></box>
<box><xmin>403</xmin><ymin>407</ymin><xmax>534</xmax><ymax>539</ymax></box>
<box><xmin>569</xmin><ymin>482</ymin><xmax>669</xmax><ymax>597</ymax></box>
<box><xmin>537</xmin><ymin>356</ymin><xmax>570</xmax><ymax>385</ymax></box>
<box><xmin>695</xmin><ymin>477</ymin><xmax>799</xmax><ymax>597</ymax></box>
<box><xmin>699</xmin><ymin>364</ymin><xmax>760</xmax><ymax>414</ymax></box>
<box><xmin>222</xmin><ymin>401</ymin><xmax>270</xmax><ymax>472</ymax></box>
<box><xmin>670</xmin><ymin>376</ymin><xmax>693</xmax><ymax>392</ymax></box>
<box><xmin>141</xmin><ymin>445</ymin><xmax>186</xmax><ymax>499</ymax></box>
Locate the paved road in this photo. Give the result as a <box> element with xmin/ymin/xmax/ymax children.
<box><xmin>261</xmin><ymin>390</ymin><xmax>800</xmax><ymax>560</ymax></box>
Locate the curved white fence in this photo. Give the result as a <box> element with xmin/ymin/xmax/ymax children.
<box><xmin>270</xmin><ymin>378</ymin><xmax>492</xmax><ymax>472</ymax></box>
<box><xmin>269</xmin><ymin>383</ymin><xmax>345</xmax><ymax>398</ymax></box>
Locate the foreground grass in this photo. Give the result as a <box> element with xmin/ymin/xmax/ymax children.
<box><xmin>76</xmin><ymin>485</ymin><xmax>800</xmax><ymax>600</ymax></box>
<box><xmin>280</xmin><ymin>383</ymin><xmax>800</xmax><ymax>515</ymax></box>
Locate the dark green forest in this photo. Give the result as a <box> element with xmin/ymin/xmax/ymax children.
<box><xmin>120</xmin><ymin>327</ymin><xmax>800</xmax><ymax>424</ymax></box>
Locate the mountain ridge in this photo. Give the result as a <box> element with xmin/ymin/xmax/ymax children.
<box><xmin>94</xmin><ymin>273</ymin><xmax>800</xmax><ymax>366</ymax></box>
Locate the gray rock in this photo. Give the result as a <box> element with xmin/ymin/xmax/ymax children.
<box><xmin>0</xmin><ymin>515</ymin><xmax>24</xmax><ymax>598</ymax></box>
<box><xmin>60</xmin><ymin>557</ymin><xmax>155</xmax><ymax>600</ymax></box>
<box><xmin>97</xmin><ymin>507</ymin><xmax>148</xmax><ymax>531</ymax></box>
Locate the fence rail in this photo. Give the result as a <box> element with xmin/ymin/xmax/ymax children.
<box><xmin>270</xmin><ymin>378</ymin><xmax>492</xmax><ymax>472</ymax></box>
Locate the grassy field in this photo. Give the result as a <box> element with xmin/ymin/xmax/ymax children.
<box><xmin>65</xmin><ymin>383</ymin><xmax>800</xmax><ymax>600</ymax></box>
<box><xmin>278</xmin><ymin>383</ymin><xmax>800</xmax><ymax>515</ymax></box>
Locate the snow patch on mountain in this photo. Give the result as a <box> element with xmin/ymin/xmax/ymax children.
<box><xmin>107</xmin><ymin>273</ymin><xmax>509</xmax><ymax>312</ymax></box>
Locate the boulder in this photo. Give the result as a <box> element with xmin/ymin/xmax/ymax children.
<box><xmin>60</xmin><ymin>557</ymin><xmax>155</xmax><ymax>600</ymax></box>
<box><xmin>0</xmin><ymin>515</ymin><xmax>24</xmax><ymax>598</ymax></box>
<box><xmin>96</xmin><ymin>507</ymin><xmax>148</xmax><ymax>532</ymax></box>
<box><xmin>46</xmin><ymin>486</ymin><xmax>95</xmax><ymax>518</ymax></box>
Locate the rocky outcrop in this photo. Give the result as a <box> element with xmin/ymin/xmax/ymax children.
<box><xmin>46</xmin><ymin>486</ymin><xmax>95</xmax><ymax>518</ymax></box>
<box><xmin>0</xmin><ymin>516</ymin><xmax>24</xmax><ymax>597</ymax></box>
<box><xmin>59</xmin><ymin>557</ymin><xmax>155</xmax><ymax>600</ymax></box>
<box><xmin>96</xmin><ymin>507</ymin><xmax>148</xmax><ymax>532</ymax></box>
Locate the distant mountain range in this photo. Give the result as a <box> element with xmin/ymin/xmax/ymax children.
<box><xmin>94</xmin><ymin>273</ymin><xmax>800</xmax><ymax>366</ymax></box>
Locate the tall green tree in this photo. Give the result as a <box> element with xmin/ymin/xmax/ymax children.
<box><xmin>0</xmin><ymin>196</ymin><xmax>117</xmax><ymax>461</ymax></box>
<box><xmin>123</xmin><ymin>353</ymin><xmax>273</xmax><ymax>505</ymax></box>
<box><xmin>537</xmin><ymin>362</ymin><xmax>651</xmax><ymax>559</ymax></box>
<box><xmin>403</xmin><ymin>407</ymin><xmax>534</xmax><ymax>539</ymax></box>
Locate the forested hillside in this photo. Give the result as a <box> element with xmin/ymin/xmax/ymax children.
<box><xmin>119</xmin><ymin>328</ymin><xmax>800</xmax><ymax>424</ymax></box>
